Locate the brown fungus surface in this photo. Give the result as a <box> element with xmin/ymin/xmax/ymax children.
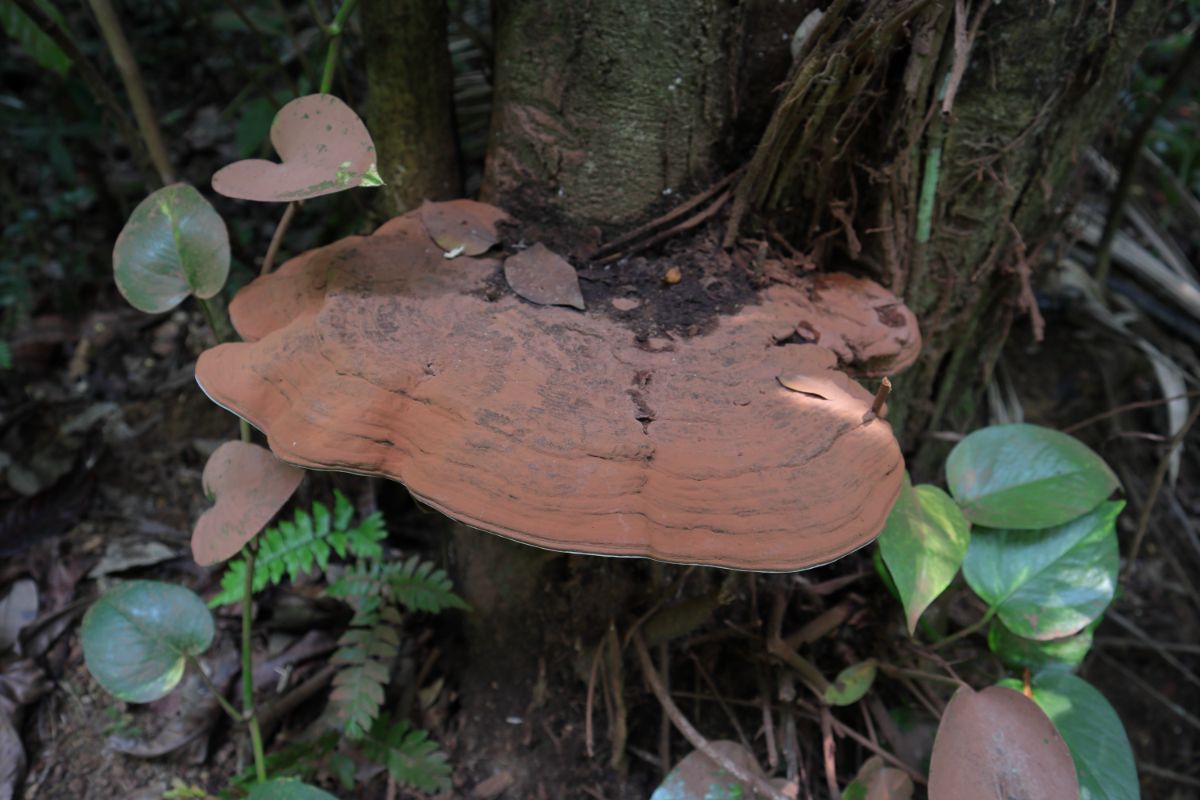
<box><xmin>195</xmin><ymin>203</ymin><xmax>919</xmax><ymax>571</ymax></box>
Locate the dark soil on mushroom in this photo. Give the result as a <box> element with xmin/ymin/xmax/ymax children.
<box><xmin>489</xmin><ymin>221</ymin><xmax>765</xmax><ymax>340</ymax></box>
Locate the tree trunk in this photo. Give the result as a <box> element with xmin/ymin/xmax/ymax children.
<box><xmin>365</xmin><ymin>1</ymin><xmax>1165</xmax><ymax>794</ymax></box>
<box><xmin>363</xmin><ymin>0</ymin><xmax>461</xmax><ymax>214</ymax></box>
<box><xmin>734</xmin><ymin>0</ymin><xmax>1166</xmax><ymax>454</ymax></box>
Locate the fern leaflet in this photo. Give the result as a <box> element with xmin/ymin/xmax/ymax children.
<box><xmin>209</xmin><ymin>490</ymin><xmax>386</xmax><ymax>607</ymax></box>
<box><xmin>330</xmin><ymin>598</ymin><xmax>401</xmax><ymax>738</ymax></box>
<box><xmin>357</xmin><ymin>715</ymin><xmax>452</xmax><ymax>793</ymax></box>
<box><xmin>327</xmin><ymin>555</ymin><xmax>469</xmax><ymax>613</ymax></box>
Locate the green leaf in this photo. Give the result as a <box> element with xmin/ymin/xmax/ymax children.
<box><xmin>358</xmin><ymin>715</ymin><xmax>452</xmax><ymax>793</ymax></box>
<box><xmin>0</xmin><ymin>0</ymin><xmax>71</xmax><ymax>77</ymax></box>
<box><xmin>81</xmin><ymin>581</ymin><xmax>214</xmax><ymax>703</ymax></box>
<box><xmin>877</xmin><ymin>476</ymin><xmax>970</xmax><ymax>634</ymax></box>
<box><xmin>235</xmin><ymin>97</ymin><xmax>277</xmax><ymax>158</ymax></box>
<box><xmin>112</xmin><ymin>184</ymin><xmax>230</xmax><ymax>313</ymax></box>
<box><xmin>998</xmin><ymin>672</ymin><xmax>1138</xmax><ymax>800</ymax></box>
<box><xmin>210</xmin><ymin>491</ymin><xmax>385</xmax><ymax>607</ymax></box>
<box><xmin>963</xmin><ymin>502</ymin><xmax>1121</xmax><ymax>640</ymax></box>
<box><xmin>245</xmin><ymin>779</ymin><xmax>339</xmax><ymax>800</ymax></box>
<box><xmin>650</xmin><ymin>741</ymin><xmax>775</xmax><ymax>800</ymax></box>
<box><xmin>987</xmin><ymin>619</ymin><xmax>1094</xmax><ymax>671</ymax></box>
<box><xmin>946</xmin><ymin>424</ymin><xmax>1118</xmax><ymax>529</ymax></box>
<box><xmin>823</xmin><ymin>660</ymin><xmax>877</xmax><ymax>707</ymax></box>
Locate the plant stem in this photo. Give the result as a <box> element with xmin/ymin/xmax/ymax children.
<box><xmin>86</xmin><ymin>0</ymin><xmax>175</xmax><ymax>184</ymax></box>
<box><xmin>242</xmin><ymin>544</ymin><xmax>268</xmax><ymax>782</ymax></box>
<box><xmin>186</xmin><ymin>655</ymin><xmax>244</xmax><ymax>723</ymax></box>
<box><xmin>931</xmin><ymin>608</ymin><xmax>994</xmax><ymax>650</ymax></box>
<box><xmin>261</xmin><ymin>202</ymin><xmax>298</xmax><ymax>276</ymax></box>
<box><xmin>319</xmin><ymin>0</ymin><xmax>359</xmax><ymax>95</ymax></box>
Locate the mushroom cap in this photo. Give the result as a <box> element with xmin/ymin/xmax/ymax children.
<box><xmin>195</xmin><ymin>206</ymin><xmax>916</xmax><ymax>571</ymax></box>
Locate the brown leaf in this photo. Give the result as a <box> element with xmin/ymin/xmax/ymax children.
<box><xmin>191</xmin><ymin>441</ymin><xmax>304</xmax><ymax>566</ymax></box>
<box><xmin>848</xmin><ymin>756</ymin><xmax>913</xmax><ymax>800</ymax></box>
<box><xmin>420</xmin><ymin>199</ymin><xmax>508</xmax><ymax>256</ymax></box>
<box><xmin>503</xmin><ymin>243</ymin><xmax>586</xmax><ymax>310</ymax></box>
<box><xmin>928</xmin><ymin>685</ymin><xmax>1078</xmax><ymax>800</ymax></box>
<box><xmin>0</xmin><ymin>580</ymin><xmax>37</xmax><ymax>654</ymax></box>
<box><xmin>212</xmin><ymin>94</ymin><xmax>380</xmax><ymax>202</ymax></box>
<box><xmin>0</xmin><ymin>660</ymin><xmax>47</xmax><ymax>800</ymax></box>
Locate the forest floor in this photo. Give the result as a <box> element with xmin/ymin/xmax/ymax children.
<box><xmin>2</xmin><ymin>227</ymin><xmax>1199</xmax><ymax>799</ymax></box>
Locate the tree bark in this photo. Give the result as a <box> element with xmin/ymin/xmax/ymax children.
<box><xmin>734</xmin><ymin>0</ymin><xmax>1166</xmax><ymax>454</ymax></box>
<box><xmin>481</xmin><ymin>0</ymin><xmax>736</xmax><ymax>230</ymax></box>
<box><xmin>362</xmin><ymin>0</ymin><xmax>461</xmax><ymax>214</ymax></box>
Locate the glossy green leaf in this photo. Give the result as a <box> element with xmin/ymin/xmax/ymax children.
<box><xmin>823</xmin><ymin>660</ymin><xmax>877</xmax><ymax>707</ymax></box>
<box><xmin>988</xmin><ymin>619</ymin><xmax>1094</xmax><ymax>670</ymax></box>
<box><xmin>245</xmin><ymin>779</ymin><xmax>339</xmax><ymax>800</ymax></box>
<box><xmin>946</xmin><ymin>424</ymin><xmax>1118</xmax><ymax>528</ymax></box>
<box><xmin>0</xmin><ymin>0</ymin><xmax>71</xmax><ymax>77</ymax></box>
<box><xmin>998</xmin><ymin>672</ymin><xmax>1139</xmax><ymax>800</ymax></box>
<box><xmin>963</xmin><ymin>502</ymin><xmax>1121</xmax><ymax>640</ymax></box>
<box><xmin>113</xmin><ymin>184</ymin><xmax>230</xmax><ymax>313</ymax></box>
<box><xmin>81</xmin><ymin>581</ymin><xmax>214</xmax><ymax>703</ymax></box>
<box><xmin>877</xmin><ymin>476</ymin><xmax>970</xmax><ymax>634</ymax></box>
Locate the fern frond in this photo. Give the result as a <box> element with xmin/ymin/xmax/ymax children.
<box><xmin>389</xmin><ymin>555</ymin><xmax>469</xmax><ymax>613</ymax></box>
<box><xmin>327</xmin><ymin>557</ymin><xmax>468</xmax><ymax>613</ymax></box>
<box><xmin>329</xmin><ymin>600</ymin><xmax>402</xmax><ymax>738</ymax></box>
<box><xmin>357</xmin><ymin>715</ymin><xmax>452</xmax><ymax>793</ymax></box>
<box><xmin>209</xmin><ymin>491</ymin><xmax>387</xmax><ymax>608</ymax></box>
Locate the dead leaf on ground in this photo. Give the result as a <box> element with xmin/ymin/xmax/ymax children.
<box><xmin>212</xmin><ymin>94</ymin><xmax>380</xmax><ymax>202</ymax></box>
<box><xmin>108</xmin><ymin>644</ymin><xmax>239</xmax><ymax>760</ymax></box>
<box><xmin>88</xmin><ymin>539</ymin><xmax>177</xmax><ymax>578</ymax></box>
<box><xmin>845</xmin><ymin>755</ymin><xmax>912</xmax><ymax>799</ymax></box>
<box><xmin>503</xmin><ymin>244</ymin><xmax>586</xmax><ymax>310</ymax></box>
<box><xmin>0</xmin><ymin>659</ymin><xmax>48</xmax><ymax>800</ymax></box>
<box><xmin>420</xmin><ymin>199</ymin><xmax>508</xmax><ymax>256</ymax></box>
<box><xmin>0</xmin><ymin>580</ymin><xmax>38</xmax><ymax>654</ymax></box>
<box><xmin>191</xmin><ymin>441</ymin><xmax>304</xmax><ymax>566</ymax></box>
<box><xmin>928</xmin><ymin>685</ymin><xmax>1077</xmax><ymax>800</ymax></box>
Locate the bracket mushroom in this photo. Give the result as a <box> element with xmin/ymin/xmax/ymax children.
<box><xmin>195</xmin><ymin>202</ymin><xmax>921</xmax><ymax>571</ymax></box>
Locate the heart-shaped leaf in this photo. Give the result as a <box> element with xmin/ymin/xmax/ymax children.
<box><xmin>113</xmin><ymin>184</ymin><xmax>230</xmax><ymax>313</ymax></box>
<box><xmin>246</xmin><ymin>779</ymin><xmax>340</xmax><ymax>800</ymax></box>
<box><xmin>843</xmin><ymin>756</ymin><xmax>913</xmax><ymax>800</ymax></box>
<box><xmin>212</xmin><ymin>94</ymin><xmax>381</xmax><ymax>202</ymax></box>
<box><xmin>878</xmin><ymin>475</ymin><xmax>970</xmax><ymax>634</ymax></box>
<box><xmin>81</xmin><ymin>580</ymin><xmax>214</xmax><ymax>703</ymax></box>
<box><xmin>503</xmin><ymin>243</ymin><xmax>586</xmax><ymax>310</ymax></box>
<box><xmin>963</xmin><ymin>501</ymin><xmax>1121</xmax><ymax>640</ymax></box>
<box><xmin>419</xmin><ymin>199</ymin><xmax>507</xmax><ymax>256</ymax></box>
<box><xmin>651</xmin><ymin>741</ymin><xmax>779</xmax><ymax>800</ymax></box>
<box><xmin>946</xmin><ymin>424</ymin><xmax>1118</xmax><ymax>529</ymax></box>
<box><xmin>928</xmin><ymin>685</ymin><xmax>1078</xmax><ymax>800</ymax></box>
<box><xmin>192</xmin><ymin>441</ymin><xmax>305</xmax><ymax>566</ymax></box>
<box><xmin>823</xmin><ymin>660</ymin><xmax>877</xmax><ymax>706</ymax></box>
<box><xmin>998</xmin><ymin>672</ymin><xmax>1138</xmax><ymax>800</ymax></box>
<box><xmin>987</xmin><ymin>619</ymin><xmax>1094</xmax><ymax>671</ymax></box>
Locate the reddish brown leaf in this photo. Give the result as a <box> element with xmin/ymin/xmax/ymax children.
<box><xmin>212</xmin><ymin>94</ymin><xmax>380</xmax><ymax>202</ymax></box>
<box><xmin>420</xmin><ymin>199</ymin><xmax>508</xmax><ymax>256</ymax></box>
<box><xmin>191</xmin><ymin>441</ymin><xmax>304</xmax><ymax>566</ymax></box>
<box><xmin>503</xmin><ymin>243</ymin><xmax>585</xmax><ymax>310</ymax></box>
<box><xmin>928</xmin><ymin>685</ymin><xmax>1078</xmax><ymax>800</ymax></box>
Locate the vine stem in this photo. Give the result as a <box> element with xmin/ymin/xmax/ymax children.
<box><xmin>320</xmin><ymin>0</ymin><xmax>359</xmax><ymax>95</ymax></box>
<box><xmin>931</xmin><ymin>608</ymin><xmax>994</xmax><ymax>650</ymax></box>
<box><xmin>242</xmin><ymin>544</ymin><xmax>267</xmax><ymax>782</ymax></box>
<box><xmin>186</xmin><ymin>655</ymin><xmax>243</xmax><ymax>723</ymax></box>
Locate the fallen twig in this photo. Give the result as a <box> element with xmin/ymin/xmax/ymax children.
<box><xmin>632</xmin><ymin>631</ymin><xmax>787</xmax><ymax>800</ymax></box>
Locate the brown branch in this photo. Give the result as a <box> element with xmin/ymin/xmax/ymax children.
<box><xmin>1063</xmin><ymin>391</ymin><xmax>1200</xmax><ymax>434</ymax></box>
<box><xmin>86</xmin><ymin>0</ymin><xmax>175</xmax><ymax>184</ymax></box>
<box><xmin>595</xmin><ymin>186</ymin><xmax>736</xmax><ymax>265</ymax></box>
<box><xmin>632</xmin><ymin>631</ymin><xmax>787</xmax><ymax>800</ymax></box>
